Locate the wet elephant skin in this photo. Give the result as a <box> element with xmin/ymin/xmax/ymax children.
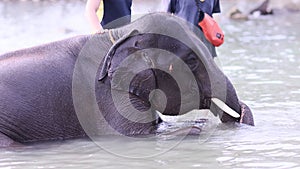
<box><xmin>0</xmin><ymin>33</ymin><xmax>254</xmax><ymax>146</ymax></box>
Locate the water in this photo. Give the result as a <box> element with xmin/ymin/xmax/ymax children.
<box><xmin>1</xmin><ymin>0</ymin><xmax>300</xmax><ymax>168</ymax></box>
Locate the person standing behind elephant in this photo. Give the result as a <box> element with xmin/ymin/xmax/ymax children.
<box><xmin>163</xmin><ymin>0</ymin><xmax>222</xmax><ymax>58</ymax></box>
<box><xmin>86</xmin><ymin>0</ymin><xmax>132</xmax><ymax>33</ymax></box>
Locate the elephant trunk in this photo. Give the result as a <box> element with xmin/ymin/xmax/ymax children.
<box><xmin>209</xmin><ymin>78</ymin><xmax>254</xmax><ymax>126</ymax></box>
<box><xmin>239</xmin><ymin>101</ymin><xmax>255</xmax><ymax>126</ymax></box>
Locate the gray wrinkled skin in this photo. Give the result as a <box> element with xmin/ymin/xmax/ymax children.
<box><xmin>0</xmin><ymin>13</ymin><xmax>254</xmax><ymax>147</ymax></box>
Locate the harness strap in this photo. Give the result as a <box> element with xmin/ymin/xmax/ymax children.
<box><xmin>108</xmin><ymin>29</ymin><xmax>116</xmax><ymax>44</ymax></box>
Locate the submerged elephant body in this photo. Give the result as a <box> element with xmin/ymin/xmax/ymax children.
<box><xmin>0</xmin><ymin>36</ymin><xmax>89</xmax><ymax>144</ymax></box>
<box><xmin>0</xmin><ymin>13</ymin><xmax>254</xmax><ymax>146</ymax></box>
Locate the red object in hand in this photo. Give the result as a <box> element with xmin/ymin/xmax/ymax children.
<box><xmin>198</xmin><ymin>13</ymin><xmax>224</xmax><ymax>47</ymax></box>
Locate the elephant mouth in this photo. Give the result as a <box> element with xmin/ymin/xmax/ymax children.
<box><xmin>151</xmin><ymin>94</ymin><xmax>242</xmax><ymax>119</ymax></box>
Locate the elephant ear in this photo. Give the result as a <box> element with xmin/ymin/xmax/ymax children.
<box><xmin>99</xmin><ymin>29</ymin><xmax>139</xmax><ymax>81</ymax></box>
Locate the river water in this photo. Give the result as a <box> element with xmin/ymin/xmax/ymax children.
<box><xmin>0</xmin><ymin>0</ymin><xmax>300</xmax><ymax>168</ymax></box>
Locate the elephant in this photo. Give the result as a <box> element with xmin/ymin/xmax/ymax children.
<box><xmin>0</xmin><ymin>13</ymin><xmax>254</xmax><ymax>147</ymax></box>
<box><xmin>229</xmin><ymin>0</ymin><xmax>272</xmax><ymax>20</ymax></box>
<box><xmin>229</xmin><ymin>0</ymin><xmax>300</xmax><ymax>20</ymax></box>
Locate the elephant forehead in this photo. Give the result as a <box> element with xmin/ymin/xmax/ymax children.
<box><xmin>107</xmin><ymin>33</ymin><xmax>209</xmax><ymax>94</ymax></box>
<box><xmin>109</xmin><ymin>33</ymin><xmax>197</xmax><ymax>69</ymax></box>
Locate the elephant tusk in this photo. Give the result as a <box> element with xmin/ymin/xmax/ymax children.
<box><xmin>211</xmin><ymin>98</ymin><xmax>240</xmax><ymax>118</ymax></box>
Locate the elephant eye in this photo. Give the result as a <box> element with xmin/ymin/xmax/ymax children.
<box><xmin>184</xmin><ymin>53</ymin><xmax>199</xmax><ymax>71</ymax></box>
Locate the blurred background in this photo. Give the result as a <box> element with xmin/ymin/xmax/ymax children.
<box><xmin>0</xmin><ymin>0</ymin><xmax>300</xmax><ymax>168</ymax></box>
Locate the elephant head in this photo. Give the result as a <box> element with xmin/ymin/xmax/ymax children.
<box><xmin>98</xmin><ymin>32</ymin><xmax>254</xmax><ymax>127</ymax></box>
